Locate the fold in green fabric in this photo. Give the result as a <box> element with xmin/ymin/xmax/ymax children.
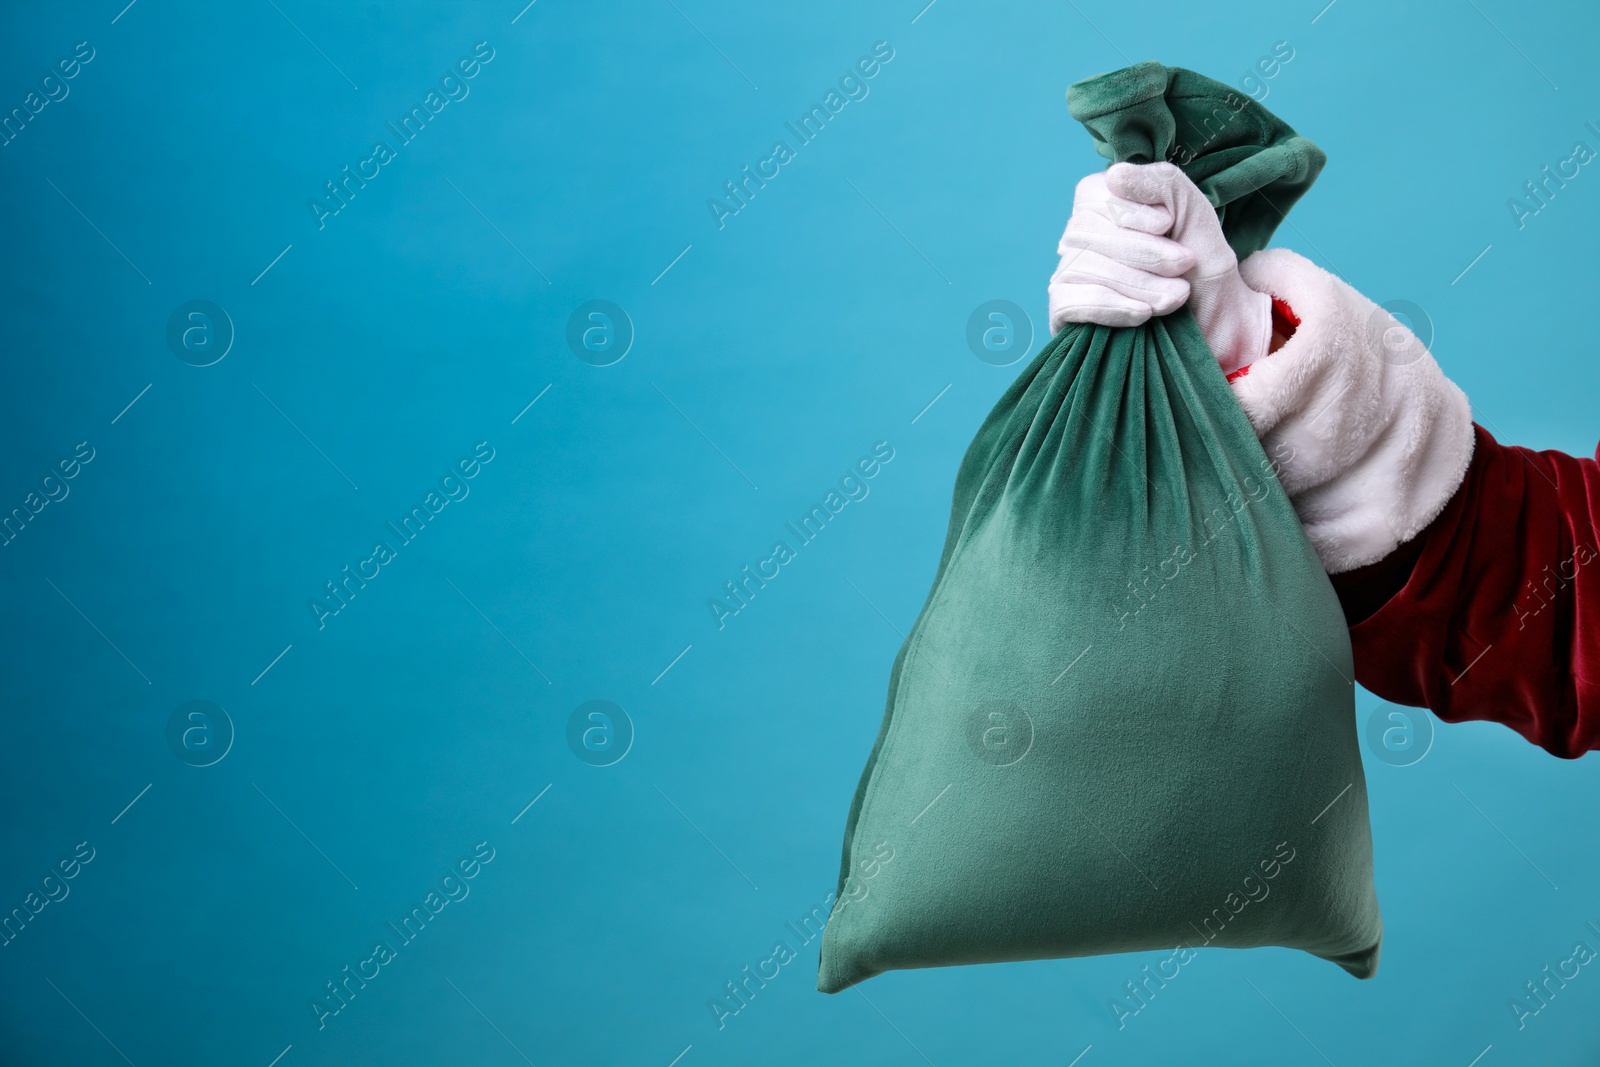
<box><xmin>1068</xmin><ymin>61</ymin><xmax>1325</xmax><ymax>258</ymax></box>
<box><xmin>818</xmin><ymin>62</ymin><xmax>1379</xmax><ymax>995</ymax></box>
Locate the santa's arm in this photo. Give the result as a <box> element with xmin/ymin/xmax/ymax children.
<box><xmin>1234</xmin><ymin>248</ymin><xmax>1600</xmax><ymax>757</ymax></box>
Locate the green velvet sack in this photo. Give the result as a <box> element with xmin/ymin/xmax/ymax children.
<box><xmin>818</xmin><ymin>62</ymin><xmax>1382</xmax><ymax>994</ymax></box>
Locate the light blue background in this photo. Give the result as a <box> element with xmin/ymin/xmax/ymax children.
<box><xmin>2</xmin><ymin>1</ymin><xmax>1597</xmax><ymax>1064</ymax></box>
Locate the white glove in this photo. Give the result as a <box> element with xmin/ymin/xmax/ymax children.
<box><xmin>1048</xmin><ymin>172</ymin><xmax>1194</xmax><ymax>332</ymax></box>
<box><xmin>1103</xmin><ymin>161</ymin><xmax>1273</xmax><ymax>375</ymax></box>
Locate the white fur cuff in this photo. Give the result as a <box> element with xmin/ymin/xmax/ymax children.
<box><xmin>1232</xmin><ymin>248</ymin><xmax>1475</xmax><ymax>574</ymax></box>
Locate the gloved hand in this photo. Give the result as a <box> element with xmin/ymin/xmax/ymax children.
<box><xmin>1047</xmin><ymin>171</ymin><xmax>1194</xmax><ymax>332</ymax></box>
<box><xmin>1105</xmin><ymin>162</ymin><xmax>1273</xmax><ymax>374</ymax></box>
<box><xmin>1049</xmin><ymin>162</ymin><xmax>1274</xmax><ymax>376</ymax></box>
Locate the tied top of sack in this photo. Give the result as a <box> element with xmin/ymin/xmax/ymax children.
<box><xmin>1067</xmin><ymin>60</ymin><xmax>1326</xmax><ymax>260</ymax></box>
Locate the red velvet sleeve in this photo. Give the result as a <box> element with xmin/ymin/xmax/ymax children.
<box><xmin>1329</xmin><ymin>424</ymin><xmax>1600</xmax><ymax>757</ymax></box>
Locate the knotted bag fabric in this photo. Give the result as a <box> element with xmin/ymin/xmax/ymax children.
<box><xmin>818</xmin><ymin>62</ymin><xmax>1381</xmax><ymax>993</ymax></box>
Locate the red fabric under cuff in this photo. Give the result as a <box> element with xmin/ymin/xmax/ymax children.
<box><xmin>1330</xmin><ymin>424</ymin><xmax>1600</xmax><ymax>758</ymax></box>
